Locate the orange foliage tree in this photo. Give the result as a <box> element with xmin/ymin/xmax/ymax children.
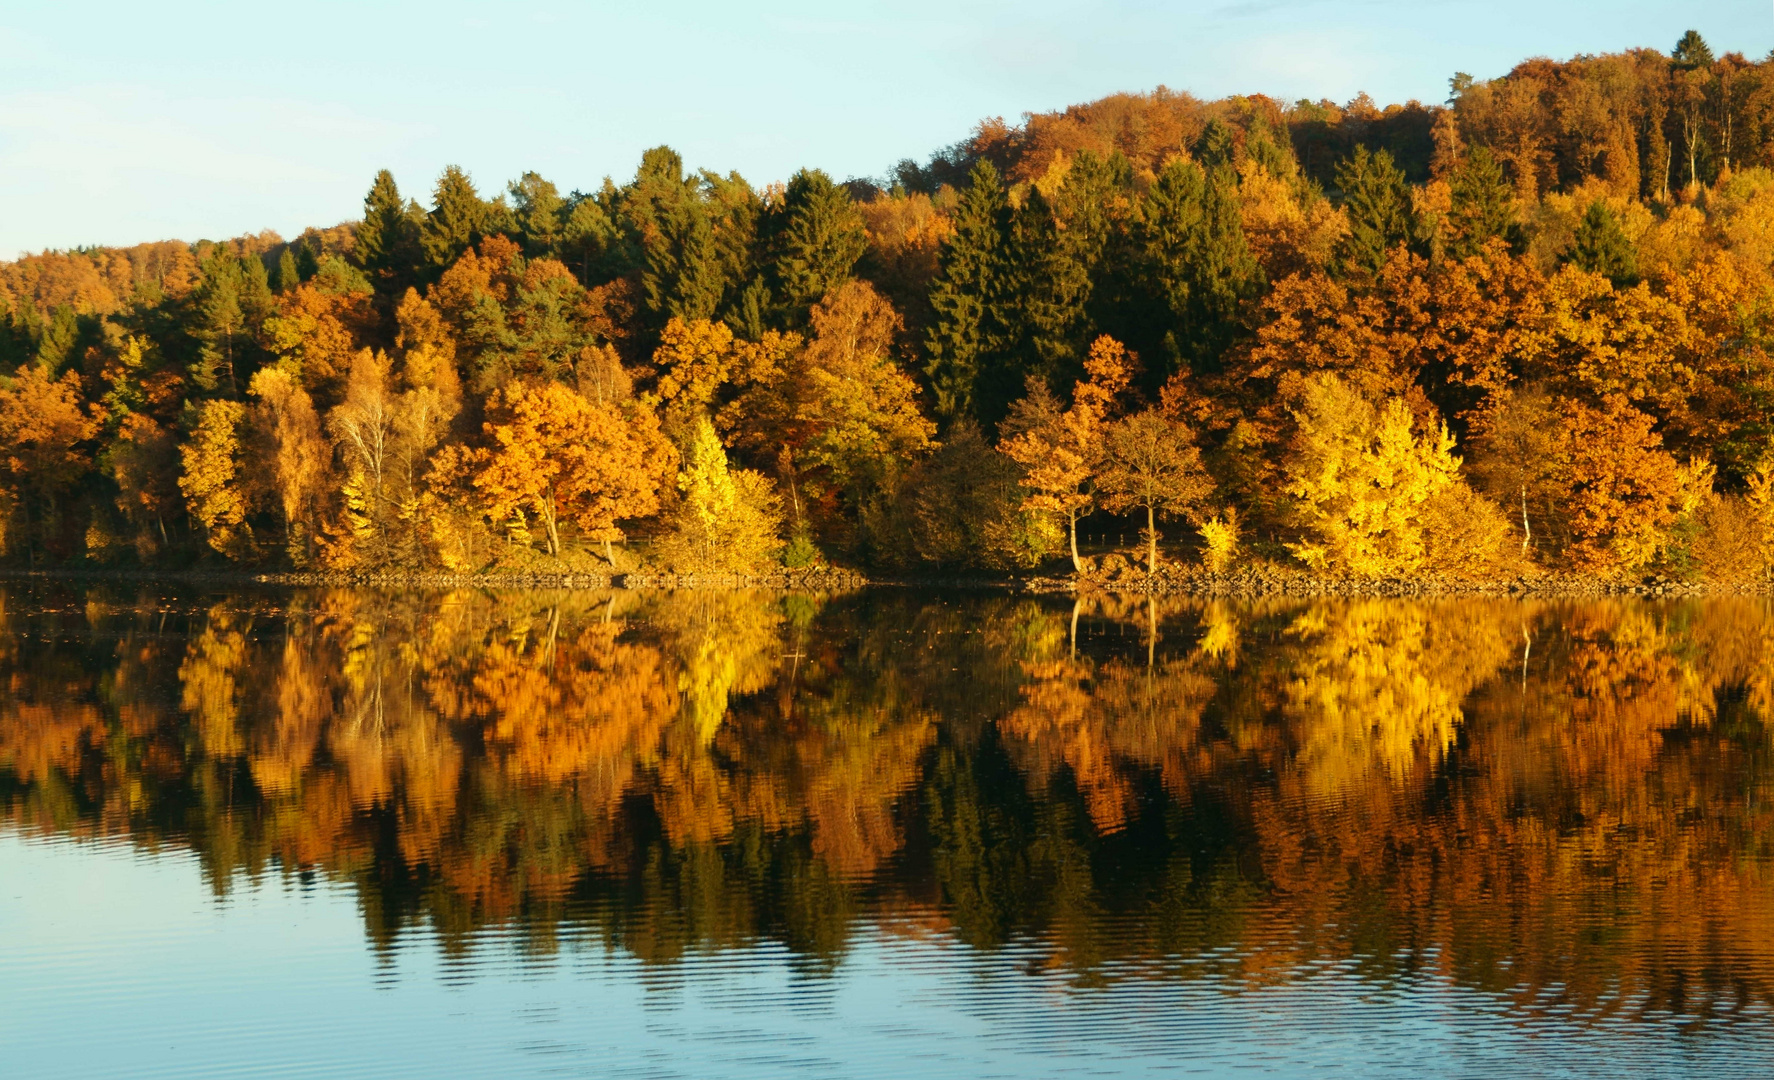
<box><xmin>462</xmin><ymin>380</ymin><xmax>670</xmax><ymax>561</ymax></box>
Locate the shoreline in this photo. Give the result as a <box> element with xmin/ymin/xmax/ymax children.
<box><xmin>2</xmin><ymin>564</ymin><xmax>1770</xmax><ymax>598</ymax></box>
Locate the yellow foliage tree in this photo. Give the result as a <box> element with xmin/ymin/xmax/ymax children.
<box><xmin>1282</xmin><ymin>373</ymin><xmax>1466</xmax><ymax>577</ymax></box>
<box><xmin>0</xmin><ymin>364</ymin><xmax>100</xmax><ymax>559</ymax></box>
<box><xmin>658</xmin><ymin>417</ymin><xmax>783</xmax><ymax>573</ymax></box>
<box><xmin>249</xmin><ymin>365</ymin><xmax>333</xmax><ymax>567</ymax></box>
<box><xmin>178</xmin><ymin>399</ymin><xmax>253</xmax><ymax>560</ymax></box>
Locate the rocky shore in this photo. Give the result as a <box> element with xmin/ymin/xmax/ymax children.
<box><xmin>0</xmin><ymin>565</ymin><xmax>872</xmax><ymax>592</ymax></box>
<box><xmin>1051</xmin><ymin>556</ymin><xmax>1768</xmax><ymax>598</ymax></box>
<box><xmin>2</xmin><ymin>561</ymin><xmax>1763</xmax><ymax>598</ymax></box>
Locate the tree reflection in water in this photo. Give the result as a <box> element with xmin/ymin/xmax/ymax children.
<box><xmin>4</xmin><ymin>584</ymin><xmax>1774</xmax><ymax>1024</ymax></box>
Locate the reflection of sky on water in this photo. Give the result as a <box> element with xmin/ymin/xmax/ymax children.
<box><xmin>7</xmin><ymin>829</ymin><xmax>1773</xmax><ymax>1079</ymax></box>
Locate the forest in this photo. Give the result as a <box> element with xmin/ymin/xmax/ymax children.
<box><xmin>5</xmin><ymin>29</ymin><xmax>1774</xmax><ymax>582</ymax></box>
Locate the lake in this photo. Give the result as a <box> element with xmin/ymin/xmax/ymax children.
<box><xmin>4</xmin><ymin>583</ymin><xmax>1774</xmax><ymax>1078</ymax></box>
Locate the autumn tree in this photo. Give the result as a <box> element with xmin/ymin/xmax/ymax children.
<box><xmin>1282</xmin><ymin>373</ymin><xmax>1471</xmax><ymax>577</ymax></box>
<box><xmin>1096</xmin><ymin>409</ymin><xmax>1213</xmax><ymax>573</ymax></box>
<box><xmin>0</xmin><ymin>365</ymin><xmax>100</xmax><ymax>560</ymax></box>
<box><xmin>465</xmin><ymin>380</ymin><xmax>668</xmax><ymax>561</ymax></box>
<box><xmin>999</xmin><ymin>335</ymin><xmax>1132</xmax><ymax>571</ymax></box>
<box><xmin>658</xmin><ymin>417</ymin><xmax>783</xmax><ymax>573</ymax></box>
<box><xmin>249</xmin><ymin>366</ymin><xmax>332</xmax><ymax>567</ymax></box>
<box><xmin>179</xmin><ymin>399</ymin><xmax>254</xmax><ymax>560</ymax></box>
<box><xmin>1556</xmin><ymin>395</ymin><xmax>1706</xmax><ymax>575</ymax></box>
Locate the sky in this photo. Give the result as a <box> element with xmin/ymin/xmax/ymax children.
<box><xmin>1</xmin><ymin>1</ymin><xmax>1770</xmax><ymax>256</ymax></box>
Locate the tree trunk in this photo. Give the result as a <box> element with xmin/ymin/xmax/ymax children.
<box><xmin>1520</xmin><ymin>484</ymin><xmax>1531</xmax><ymax>554</ymax></box>
<box><xmin>603</xmin><ymin>535</ymin><xmax>616</xmax><ymax>566</ymax></box>
<box><xmin>1146</xmin><ymin>503</ymin><xmax>1157</xmax><ymax>575</ymax></box>
<box><xmin>1069</xmin><ymin>510</ymin><xmax>1081</xmax><ymax>573</ymax></box>
<box><xmin>542</xmin><ymin>493</ymin><xmax>560</xmax><ymax>557</ymax></box>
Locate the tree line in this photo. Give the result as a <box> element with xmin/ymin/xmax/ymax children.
<box><xmin>6</xmin><ymin>30</ymin><xmax>1774</xmax><ymax>580</ymax></box>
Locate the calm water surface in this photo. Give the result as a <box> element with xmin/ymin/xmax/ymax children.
<box><xmin>4</xmin><ymin>584</ymin><xmax>1774</xmax><ymax>1078</ymax></box>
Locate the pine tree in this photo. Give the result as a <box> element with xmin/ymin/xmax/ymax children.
<box><xmin>192</xmin><ymin>251</ymin><xmax>245</xmax><ymax>393</ymax></box>
<box><xmin>276</xmin><ymin>248</ymin><xmax>301</xmax><ymax>293</ymax></box>
<box><xmin>1196</xmin><ymin>118</ymin><xmax>1237</xmax><ymax>169</ymax></box>
<box><xmin>772</xmin><ymin>169</ymin><xmax>865</xmax><ymax>315</ymax></box>
<box><xmin>1672</xmin><ymin>30</ymin><xmax>1714</xmax><ymax>69</ymax></box>
<box><xmin>1569</xmin><ymin>201</ymin><xmax>1638</xmax><ymax>285</ymax></box>
<box><xmin>924</xmin><ymin>160</ymin><xmax>1011</xmax><ymax>425</ymax></box>
<box><xmin>1183</xmin><ymin>158</ymin><xmax>1262</xmax><ymax>374</ymax></box>
<box><xmin>1134</xmin><ymin>157</ymin><xmax>1259</xmax><ymax>378</ymax></box>
<box><xmin>995</xmin><ymin>184</ymin><xmax>1089</xmax><ymax>412</ymax></box>
<box><xmin>354</xmin><ymin>170</ymin><xmax>422</xmax><ymax>283</ymax></box>
<box><xmin>1446</xmin><ymin>145</ymin><xmax>1520</xmax><ymax>259</ymax></box>
<box><xmin>624</xmin><ymin>147</ymin><xmax>726</xmax><ymax>326</ymax></box>
<box><xmin>1336</xmin><ymin>145</ymin><xmax>1417</xmax><ymax>276</ymax></box>
<box><xmin>422</xmin><ymin>165</ymin><xmax>489</xmax><ymax>273</ymax></box>
<box><xmin>509</xmin><ymin>171</ymin><xmax>565</xmax><ymax>258</ymax></box>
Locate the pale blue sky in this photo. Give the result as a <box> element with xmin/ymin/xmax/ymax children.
<box><xmin>1</xmin><ymin>1</ymin><xmax>1768</xmax><ymax>256</ymax></box>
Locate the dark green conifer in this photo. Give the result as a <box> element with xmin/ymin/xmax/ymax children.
<box><xmin>1569</xmin><ymin>201</ymin><xmax>1638</xmax><ymax>285</ymax></box>
<box><xmin>1672</xmin><ymin>30</ymin><xmax>1714</xmax><ymax>69</ymax></box>
<box><xmin>422</xmin><ymin>165</ymin><xmax>489</xmax><ymax>272</ymax></box>
<box><xmin>622</xmin><ymin>149</ymin><xmax>727</xmax><ymax>325</ymax></box>
<box><xmin>924</xmin><ymin>160</ymin><xmax>1011</xmax><ymax>424</ymax></box>
<box><xmin>275</xmin><ymin>248</ymin><xmax>301</xmax><ymax>293</ymax></box>
<box><xmin>1335</xmin><ymin>145</ymin><xmax>1417</xmax><ymax>276</ymax></box>
<box><xmin>295</xmin><ymin>242</ymin><xmax>320</xmax><ymax>282</ymax></box>
<box><xmin>509</xmin><ymin>172</ymin><xmax>565</xmax><ymax>258</ymax></box>
<box><xmin>354</xmin><ymin>170</ymin><xmax>422</xmax><ymax>283</ymax></box>
<box><xmin>1446</xmin><ymin>146</ymin><xmax>1520</xmax><ymax>259</ymax></box>
<box><xmin>772</xmin><ymin>169</ymin><xmax>865</xmax><ymax>315</ymax></box>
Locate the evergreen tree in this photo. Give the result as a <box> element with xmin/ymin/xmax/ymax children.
<box><xmin>1183</xmin><ymin>158</ymin><xmax>1262</xmax><ymax>374</ymax></box>
<box><xmin>623</xmin><ymin>147</ymin><xmax>727</xmax><ymax>326</ymax></box>
<box><xmin>560</xmin><ymin>185</ymin><xmax>625</xmax><ymax>285</ymax></box>
<box><xmin>1335</xmin><ymin>145</ymin><xmax>1417</xmax><ymax>276</ymax></box>
<box><xmin>1672</xmin><ymin>30</ymin><xmax>1714</xmax><ymax>69</ymax></box>
<box><xmin>1243</xmin><ymin>117</ymin><xmax>1298</xmax><ymax>182</ymax></box>
<box><xmin>1569</xmin><ymin>201</ymin><xmax>1638</xmax><ymax>285</ymax></box>
<box><xmin>924</xmin><ymin>160</ymin><xmax>1011</xmax><ymax>425</ymax></box>
<box><xmin>1446</xmin><ymin>145</ymin><xmax>1520</xmax><ymax>259</ymax></box>
<box><xmin>422</xmin><ymin>165</ymin><xmax>489</xmax><ymax>272</ymax></box>
<box><xmin>354</xmin><ymin>170</ymin><xmax>422</xmax><ymax>283</ymax></box>
<box><xmin>994</xmin><ymin>151</ymin><xmax>1133</xmax><ymax>408</ymax></box>
<box><xmin>509</xmin><ymin>172</ymin><xmax>565</xmax><ymax>258</ymax></box>
<box><xmin>702</xmin><ymin>170</ymin><xmax>763</xmax><ymax>325</ymax></box>
<box><xmin>191</xmin><ymin>251</ymin><xmax>246</xmax><ymax>393</ymax></box>
<box><xmin>992</xmin><ymin>185</ymin><xmax>1086</xmax><ymax>412</ymax></box>
<box><xmin>1134</xmin><ymin>157</ymin><xmax>1260</xmax><ymax>378</ymax></box>
<box><xmin>295</xmin><ymin>242</ymin><xmax>320</xmax><ymax>283</ymax></box>
<box><xmin>1195</xmin><ymin>118</ymin><xmax>1237</xmax><ymax>169</ymax></box>
<box><xmin>772</xmin><ymin>169</ymin><xmax>866</xmax><ymax>316</ymax></box>
<box><xmin>275</xmin><ymin>248</ymin><xmax>301</xmax><ymax>293</ymax></box>
<box><xmin>34</xmin><ymin>306</ymin><xmax>81</xmax><ymax>372</ymax></box>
